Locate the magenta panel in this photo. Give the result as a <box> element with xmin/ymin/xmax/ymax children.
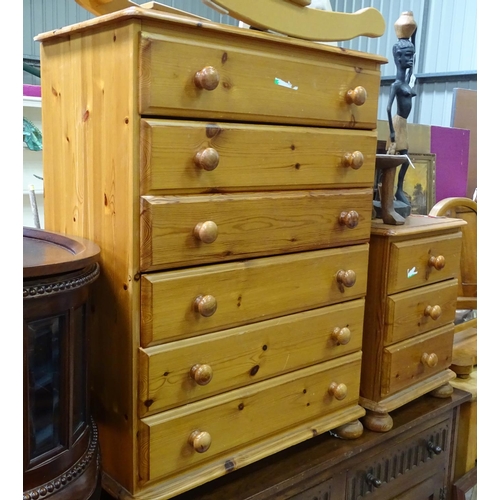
<box><xmin>430</xmin><ymin>125</ymin><xmax>470</xmax><ymax>202</ymax></box>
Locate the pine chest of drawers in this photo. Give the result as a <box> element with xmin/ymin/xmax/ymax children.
<box><xmin>37</xmin><ymin>6</ymin><xmax>386</xmax><ymax>499</ymax></box>
<box><xmin>360</xmin><ymin>215</ymin><xmax>466</xmax><ymax>432</ymax></box>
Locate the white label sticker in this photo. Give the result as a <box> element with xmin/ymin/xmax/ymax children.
<box><xmin>274</xmin><ymin>78</ymin><xmax>298</xmax><ymax>90</ymax></box>
<box><xmin>407</xmin><ymin>266</ymin><xmax>418</xmax><ymax>278</ymax></box>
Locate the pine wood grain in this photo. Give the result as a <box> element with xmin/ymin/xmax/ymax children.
<box><xmin>386</xmin><ymin>232</ymin><xmax>463</xmax><ymax>294</ymax></box>
<box><xmin>361</xmin><ymin>216</ymin><xmax>464</xmax><ymax>405</ymax></box>
<box><xmin>41</xmin><ymin>21</ymin><xmax>142</xmax><ymax>493</ymax></box>
<box><xmin>139</xmin><ymin>299</ymin><xmax>365</xmax><ymax>416</ymax></box>
<box><xmin>38</xmin><ymin>9</ymin><xmax>385</xmax><ymax>499</ymax></box>
<box><xmin>141</xmin><ymin>245</ymin><xmax>369</xmax><ymax>346</ymax></box>
<box><xmin>384</xmin><ymin>278</ymin><xmax>458</xmax><ymax>345</ymax></box>
<box><xmin>140</xmin><ymin>119</ymin><xmax>377</xmax><ymax>194</ymax></box>
<box><xmin>140</xmin><ymin>189</ymin><xmax>373</xmax><ymax>271</ymax></box>
<box><xmin>381</xmin><ymin>324</ymin><xmax>454</xmax><ymax>397</ymax></box>
<box><xmin>139</xmin><ymin>30</ymin><xmax>381</xmax><ymax>128</ymax></box>
<box><xmin>139</xmin><ymin>353</ymin><xmax>362</xmax><ymax>483</ymax></box>
<box><xmin>360</xmin><ymin>370</ymin><xmax>457</xmax><ymax>414</ymax></box>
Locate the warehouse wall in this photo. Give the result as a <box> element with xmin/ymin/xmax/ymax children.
<box><xmin>23</xmin><ymin>0</ymin><xmax>477</xmax><ymax>128</ymax></box>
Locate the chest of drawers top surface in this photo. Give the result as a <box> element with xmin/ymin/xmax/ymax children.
<box><xmin>370</xmin><ymin>215</ymin><xmax>467</xmax><ymax>237</ymax></box>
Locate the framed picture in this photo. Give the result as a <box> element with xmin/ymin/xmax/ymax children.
<box><xmin>396</xmin><ymin>153</ymin><xmax>436</xmax><ymax>215</ymax></box>
<box><xmin>452</xmin><ymin>466</ymin><xmax>477</xmax><ymax>500</ymax></box>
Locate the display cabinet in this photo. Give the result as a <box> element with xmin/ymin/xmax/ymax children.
<box><xmin>23</xmin><ymin>227</ymin><xmax>101</xmax><ymax>500</ymax></box>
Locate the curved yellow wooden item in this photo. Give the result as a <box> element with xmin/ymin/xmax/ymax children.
<box><xmin>75</xmin><ymin>0</ymin><xmax>135</xmax><ymax>16</ymax></box>
<box><xmin>75</xmin><ymin>0</ymin><xmax>208</xmax><ymax>19</ymax></box>
<box><xmin>203</xmin><ymin>0</ymin><xmax>385</xmax><ymax>41</ymax></box>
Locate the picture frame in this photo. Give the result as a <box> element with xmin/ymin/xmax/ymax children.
<box><xmin>452</xmin><ymin>466</ymin><xmax>477</xmax><ymax>500</ymax></box>
<box><xmin>399</xmin><ymin>153</ymin><xmax>436</xmax><ymax>216</ymax></box>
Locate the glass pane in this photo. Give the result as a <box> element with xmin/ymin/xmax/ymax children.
<box><xmin>72</xmin><ymin>305</ymin><xmax>87</xmax><ymax>436</ymax></box>
<box><xmin>27</xmin><ymin>316</ymin><xmax>63</xmax><ymax>460</ymax></box>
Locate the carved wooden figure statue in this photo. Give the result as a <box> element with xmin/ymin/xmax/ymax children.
<box><xmin>386</xmin><ymin>11</ymin><xmax>417</xmax><ymax>207</ymax></box>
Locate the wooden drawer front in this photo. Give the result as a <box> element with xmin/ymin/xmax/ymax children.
<box><xmin>384</xmin><ymin>279</ymin><xmax>458</xmax><ymax>345</ymax></box>
<box><xmin>381</xmin><ymin>324</ymin><xmax>454</xmax><ymax>397</ymax></box>
<box><xmin>386</xmin><ymin>232</ymin><xmax>462</xmax><ymax>295</ymax></box>
<box><xmin>139</xmin><ymin>32</ymin><xmax>380</xmax><ymax>128</ymax></box>
<box><xmin>139</xmin><ymin>299</ymin><xmax>364</xmax><ymax>416</ymax></box>
<box><xmin>140</xmin><ymin>119</ymin><xmax>377</xmax><ymax>194</ymax></box>
<box><xmin>346</xmin><ymin>418</ymin><xmax>450</xmax><ymax>499</ymax></box>
<box><xmin>140</xmin><ymin>188</ymin><xmax>373</xmax><ymax>271</ymax></box>
<box><xmin>139</xmin><ymin>353</ymin><xmax>362</xmax><ymax>483</ymax></box>
<box><xmin>141</xmin><ymin>245</ymin><xmax>369</xmax><ymax>346</ymax></box>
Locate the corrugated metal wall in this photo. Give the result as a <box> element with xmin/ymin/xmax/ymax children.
<box><xmin>24</xmin><ymin>0</ymin><xmax>476</xmax><ymax>128</ymax></box>
<box><xmin>330</xmin><ymin>0</ymin><xmax>477</xmax><ymax>127</ymax></box>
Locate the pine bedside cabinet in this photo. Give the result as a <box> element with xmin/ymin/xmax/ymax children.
<box><xmin>360</xmin><ymin>215</ymin><xmax>466</xmax><ymax>432</ymax></box>
<box><xmin>37</xmin><ymin>6</ymin><xmax>386</xmax><ymax>499</ymax></box>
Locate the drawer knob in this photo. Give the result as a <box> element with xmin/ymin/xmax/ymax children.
<box><xmin>194</xmin><ymin>147</ymin><xmax>220</xmax><ymax>171</ymax></box>
<box><xmin>188</xmin><ymin>430</ymin><xmax>212</xmax><ymax>453</ymax></box>
<box><xmin>343</xmin><ymin>151</ymin><xmax>364</xmax><ymax>170</ymax></box>
<box><xmin>345</xmin><ymin>86</ymin><xmax>367</xmax><ymax>106</ymax></box>
<box><xmin>339</xmin><ymin>210</ymin><xmax>359</xmax><ymax>229</ymax></box>
<box><xmin>336</xmin><ymin>269</ymin><xmax>356</xmax><ymax>288</ymax></box>
<box><xmin>424</xmin><ymin>304</ymin><xmax>442</xmax><ymax>320</ymax></box>
<box><xmin>194</xmin><ymin>221</ymin><xmax>219</xmax><ymax>244</ymax></box>
<box><xmin>421</xmin><ymin>352</ymin><xmax>439</xmax><ymax>367</ymax></box>
<box><xmin>194</xmin><ymin>294</ymin><xmax>218</xmax><ymax>317</ymax></box>
<box><xmin>190</xmin><ymin>364</ymin><xmax>214</xmax><ymax>386</ymax></box>
<box><xmin>365</xmin><ymin>473</ymin><xmax>382</xmax><ymax>488</ymax></box>
<box><xmin>427</xmin><ymin>441</ymin><xmax>443</xmax><ymax>454</ymax></box>
<box><xmin>428</xmin><ymin>254</ymin><xmax>446</xmax><ymax>270</ymax></box>
<box><xmin>331</xmin><ymin>326</ymin><xmax>351</xmax><ymax>345</ymax></box>
<box><xmin>194</xmin><ymin>66</ymin><xmax>220</xmax><ymax>91</ymax></box>
<box><xmin>328</xmin><ymin>382</ymin><xmax>348</xmax><ymax>400</ymax></box>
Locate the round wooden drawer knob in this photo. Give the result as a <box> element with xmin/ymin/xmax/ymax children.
<box><xmin>336</xmin><ymin>269</ymin><xmax>356</xmax><ymax>288</ymax></box>
<box><xmin>424</xmin><ymin>304</ymin><xmax>442</xmax><ymax>320</ymax></box>
<box><xmin>190</xmin><ymin>364</ymin><xmax>213</xmax><ymax>386</ymax></box>
<box><xmin>345</xmin><ymin>86</ymin><xmax>367</xmax><ymax>106</ymax></box>
<box><xmin>188</xmin><ymin>430</ymin><xmax>212</xmax><ymax>453</ymax></box>
<box><xmin>428</xmin><ymin>255</ymin><xmax>446</xmax><ymax>270</ymax></box>
<box><xmin>193</xmin><ymin>294</ymin><xmax>218</xmax><ymax>317</ymax></box>
<box><xmin>328</xmin><ymin>382</ymin><xmax>348</xmax><ymax>400</ymax></box>
<box><xmin>194</xmin><ymin>221</ymin><xmax>218</xmax><ymax>244</ymax></box>
<box><xmin>194</xmin><ymin>66</ymin><xmax>220</xmax><ymax>91</ymax></box>
<box><xmin>194</xmin><ymin>148</ymin><xmax>220</xmax><ymax>171</ymax></box>
<box><xmin>339</xmin><ymin>210</ymin><xmax>359</xmax><ymax>229</ymax></box>
<box><xmin>331</xmin><ymin>326</ymin><xmax>351</xmax><ymax>345</ymax></box>
<box><xmin>343</xmin><ymin>151</ymin><xmax>364</xmax><ymax>170</ymax></box>
<box><xmin>421</xmin><ymin>352</ymin><xmax>439</xmax><ymax>367</ymax></box>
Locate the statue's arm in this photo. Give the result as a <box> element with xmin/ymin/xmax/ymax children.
<box><xmin>405</xmin><ymin>66</ymin><xmax>413</xmax><ymax>84</ymax></box>
<box><xmin>387</xmin><ymin>84</ymin><xmax>398</xmax><ymax>143</ymax></box>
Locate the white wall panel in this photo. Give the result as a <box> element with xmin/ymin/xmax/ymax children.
<box><xmin>416</xmin><ymin>79</ymin><xmax>477</xmax><ymax>127</ymax></box>
<box><xmin>423</xmin><ymin>0</ymin><xmax>477</xmax><ymax>73</ymax></box>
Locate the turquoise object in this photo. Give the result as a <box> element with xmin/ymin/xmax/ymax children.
<box><xmin>23</xmin><ymin>117</ymin><xmax>43</xmax><ymax>151</ymax></box>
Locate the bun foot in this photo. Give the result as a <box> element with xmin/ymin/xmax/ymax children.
<box><xmin>329</xmin><ymin>419</ymin><xmax>363</xmax><ymax>440</ymax></box>
<box><xmin>430</xmin><ymin>382</ymin><xmax>454</xmax><ymax>398</ymax></box>
<box><xmin>362</xmin><ymin>410</ymin><xmax>393</xmax><ymax>432</ymax></box>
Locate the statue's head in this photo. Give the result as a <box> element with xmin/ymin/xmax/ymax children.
<box><xmin>393</xmin><ymin>38</ymin><xmax>415</xmax><ymax>69</ymax></box>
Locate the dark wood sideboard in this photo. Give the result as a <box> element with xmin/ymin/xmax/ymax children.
<box><xmin>162</xmin><ymin>390</ymin><xmax>470</xmax><ymax>500</ymax></box>
<box><xmin>23</xmin><ymin>227</ymin><xmax>102</xmax><ymax>500</ymax></box>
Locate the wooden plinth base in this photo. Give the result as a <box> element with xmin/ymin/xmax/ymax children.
<box><xmin>102</xmin><ymin>404</ymin><xmax>366</xmax><ymax>500</ymax></box>
<box><xmin>359</xmin><ymin>370</ymin><xmax>456</xmax><ymax>432</ymax></box>
<box><xmin>329</xmin><ymin>419</ymin><xmax>364</xmax><ymax>440</ymax></box>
